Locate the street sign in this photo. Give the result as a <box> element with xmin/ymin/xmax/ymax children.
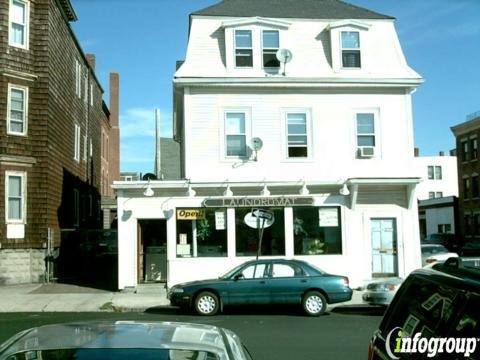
<box><xmin>244</xmin><ymin>212</ymin><xmax>274</xmax><ymax>229</ymax></box>
<box><xmin>252</xmin><ymin>209</ymin><xmax>274</xmax><ymax>221</ymax></box>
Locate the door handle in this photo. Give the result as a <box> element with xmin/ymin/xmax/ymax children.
<box><xmin>259</xmin><ymin>280</ymin><xmax>266</xmax><ymax>284</ymax></box>
<box><xmin>300</xmin><ymin>279</ymin><xmax>307</xmax><ymax>283</ymax></box>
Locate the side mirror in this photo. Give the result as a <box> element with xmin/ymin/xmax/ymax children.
<box><xmin>233</xmin><ymin>274</ymin><xmax>244</xmax><ymax>281</ymax></box>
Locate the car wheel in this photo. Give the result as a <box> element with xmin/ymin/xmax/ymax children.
<box><xmin>194</xmin><ymin>291</ymin><xmax>220</xmax><ymax>316</ymax></box>
<box><xmin>302</xmin><ymin>291</ymin><xmax>327</xmax><ymax>316</ymax></box>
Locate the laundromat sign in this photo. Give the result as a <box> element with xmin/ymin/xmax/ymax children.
<box><xmin>177</xmin><ymin>209</ymin><xmax>206</xmax><ymax>220</ymax></box>
<box><xmin>203</xmin><ymin>197</ymin><xmax>314</xmax><ymax>208</ymax></box>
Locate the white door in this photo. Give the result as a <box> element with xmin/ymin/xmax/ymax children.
<box><xmin>371</xmin><ymin>218</ymin><xmax>398</xmax><ymax>277</ymax></box>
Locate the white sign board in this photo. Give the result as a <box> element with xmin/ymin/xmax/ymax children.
<box><xmin>319</xmin><ymin>208</ymin><xmax>338</xmax><ymax>227</ymax></box>
<box><xmin>244</xmin><ymin>212</ymin><xmax>274</xmax><ymax>229</ymax></box>
<box><xmin>7</xmin><ymin>224</ymin><xmax>25</xmax><ymax>239</ymax></box>
<box><xmin>215</xmin><ymin>211</ymin><xmax>226</xmax><ymax>230</ymax></box>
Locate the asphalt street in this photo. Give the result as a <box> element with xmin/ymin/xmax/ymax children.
<box><xmin>0</xmin><ymin>306</ymin><xmax>384</xmax><ymax>360</ymax></box>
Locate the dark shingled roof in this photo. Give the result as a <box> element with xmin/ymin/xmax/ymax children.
<box><xmin>192</xmin><ymin>0</ymin><xmax>393</xmax><ymax>20</ymax></box>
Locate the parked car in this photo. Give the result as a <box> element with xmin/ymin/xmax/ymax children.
<box><xmin>0</xmin><ymin>321</ymin><xmax>253</xmax><ymax>360</ymax></box>
<box><xmin>461</xmin><ymin>241</ymin><xmax>480</xmax><ymax>257</ymax></box>
<box><xmin>168</xmin><ymin>259</ymin><xmax>352</xmax><ymax>316</ymax></box>
<box><xmin>368</xmin><ymin>258</ymin><xmax>480</xmax><ymax>360</ymax></box>
<box><xmin>421</xmin><ymin>243</ymin><xmax>458</xmax><ymax>266</ymax></box>
<box><xmin>423</xmin><ymin>233</ymin><xmax>458</xmax><ymax>251</ymax></box>
<box><xmin>362</xmin><ymin>277</ymin><xmax>403</xmax><ymax>306</ymax></box>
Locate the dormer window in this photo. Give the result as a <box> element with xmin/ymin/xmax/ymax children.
<box><xmin>341</xmin><ymin>31</ymin><xmax>361</xmax><ymax>68</ymax></box>
<box><xmin>235</xmin><ymin>30</ymin><xmax>253</xmax><ymax>67</ymax></box>
<box><xmin>262</xmin><ymin>30</ymin><xmax>279</xmax><ymax>68</ymax></box>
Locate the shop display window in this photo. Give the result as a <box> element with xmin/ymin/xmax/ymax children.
<box><xmin>176</xmin><ymin>208</ymin><xmax>227</xmax><ymax>258</ymax></box>
<box><xmin>293</xmin><ymin>207</ymin><xmax>342</xmax><ymax>255</ymax></box>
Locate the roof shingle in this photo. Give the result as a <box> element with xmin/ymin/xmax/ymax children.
<box><xmin>192</xmin><ymin>0</ymin><xmax>394</xmax><ymax>20</ymax></box>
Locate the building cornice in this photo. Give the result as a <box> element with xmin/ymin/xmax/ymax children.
<box><xmin>0</xmin><ymin>155</ymin><xmax>37</xmax><ymax>167</ymax></box>
<box><xmin>451</xmin><ymin>116</ymin><xmax>480</xmax><ymax>136</ymax></box>
<box><xmin>173</xmin><ymin>77</ymin><xmax>424</xmax><ymax>89</ymax></box>
<box><xmin>0</xmin><ymin>69</ymin><xmax>38</xmax><ymax>82</ymax></box>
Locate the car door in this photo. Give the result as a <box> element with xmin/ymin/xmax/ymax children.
<box><xmin>227</xmin><ymin>262</ymin><xmax>271</xmax><ymax>305</ymax></box>
<box><xmin>269</xmin><ymin>261</ymin><xmax>308</xmax><ymax>304</ymax></box>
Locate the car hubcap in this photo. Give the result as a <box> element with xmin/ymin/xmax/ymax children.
<box><xmin>198</xmin><ymin>296</ymin><xmax>216</xmax><ymax>314</ymax></box>
<box><xmin>306</xmin><ymin>295</ymin><xmax>323</xmax><ymax>314</ymax></box>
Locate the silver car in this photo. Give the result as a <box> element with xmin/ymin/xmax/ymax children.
<box><xmin>0</xmin><ymin>321</ymin><xmax>253</xmax><ymax>360</ymax></box>
<box><xmin>362</xmin><ymin>277</ymin><xmax>403</xmax><ymax>306</ymax></box>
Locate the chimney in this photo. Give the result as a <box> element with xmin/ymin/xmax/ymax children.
<box><xmin>414</xmin><ymin>147</ymin><xmax>420</xmax><ymax>157</ymax></box>
<box><xmin>85</xmin><ymin>54</ymin><xmax>96</xmax><ymax>71</ymax></box>
<box><xmin>109</xmin><ymin>73</ymin><xmax>120</xmax><ymax>182</ymax></box>
<box><xmin>439</xmin><ymin>151</ymin><xmax>445</xmax><ymax>156</ymax></box>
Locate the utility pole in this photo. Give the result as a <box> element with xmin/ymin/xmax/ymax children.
<box><xmin>154</xmin><ymin>109</ymin><xmax>161</xmax><ymax>179</ymax></box>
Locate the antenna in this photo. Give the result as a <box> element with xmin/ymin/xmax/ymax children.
<box><xmin>276</xmin><ymin>48</ymin><xmax>293</xmax><ymax>76</ymax></box>
<box><xmin>250</xmin><ymin>137</ymin><xmax>263</xmax><ymax>161</ymax></box>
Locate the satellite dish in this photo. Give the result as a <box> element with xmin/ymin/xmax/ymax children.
<box><xmin>276</xmin><ymin>48</ymin><xmax>293</xmax><ymax>64</ymax></box>
<box><xmin>250</xmin><ymin>137</ymin><xmax>263</xmax><ymax>151</ymax></box>
<box><xmin>142</xmin><ymin>173</ymin><xmax>157</xmax><ymax>181</ymax></box>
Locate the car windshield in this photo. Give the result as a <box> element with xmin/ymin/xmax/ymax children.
<box><xmin>4</xmin><ymin>348</ymin><xmax>219</xmax><ymax>360</ymax></box>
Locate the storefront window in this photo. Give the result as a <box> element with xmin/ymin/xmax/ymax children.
<box><xmin>176</xmin><ymin>208</ymin><xmax>227</xmax><ymax>258</ymax></box>
<box><xmin>293</xmin><ymin>207</ymin><xmax>342</xmax><ymax>255</ymax></box>
<box><xmin>235</xmin><ymin>208</ymin><xmax>285</xmax><ymax>256</ymax></box>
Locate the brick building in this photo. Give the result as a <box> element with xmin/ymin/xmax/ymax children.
<box><xmin>451</xmin><ymin>111</ymin><xmax>480</xmax><ymax>248</ymax></box>
<box><xmin>0</xmin><ymin>0</ymin><xmax>119</xmax><ymax>284</ymax></box>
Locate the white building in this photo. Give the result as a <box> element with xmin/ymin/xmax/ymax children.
<box><xmin>414</xmin><ymin>153</ymin><xmax>459</xmax><ymax>239</ymax></box>
<box><xmin>114</xmin><ymin>0</ymin><xmax>424</xmax><ymax>289</ymax></box>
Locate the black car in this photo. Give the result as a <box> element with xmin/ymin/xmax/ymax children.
<box><xmin>168</xmin><ymin>259</ymin><xmax>352</xmax><ymax>316</ymax></box>
<box><xmin>369</xmin><ymin>258</ymin><xmax>480</xmax><ymax>359</ymax></box>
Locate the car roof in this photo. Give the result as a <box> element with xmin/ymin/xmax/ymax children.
<box><xmin>0</xmin><ymin>321</ymin><xmax>230</xmax><ymax>358</ymax></box>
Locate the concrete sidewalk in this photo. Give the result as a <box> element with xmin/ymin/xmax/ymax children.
<box><xmin>0</xmin><ymin>283</ymin><xmax>169</xmax><ymax>312</ymax></box>
<box><xmin>0</xmin><ymin>283</ymin><xmax>366</xmax><ymax>312</ymax></box>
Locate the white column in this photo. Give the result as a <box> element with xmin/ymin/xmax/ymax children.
<box><xmin>227</xmin><ymin>208</ymin><xmax>236</xmax><ymax>258</ymax></box>
<box><xmin>284</xmin><ymin>207</ymin><xmax>294</xmax><ymax>257</ymax></box>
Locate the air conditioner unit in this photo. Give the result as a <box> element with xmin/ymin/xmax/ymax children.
<box><xmin>358</xmin><ymin>146</ymin><xmax>375</xmax><ymax>158</ymax></box>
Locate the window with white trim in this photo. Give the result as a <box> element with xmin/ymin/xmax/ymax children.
<box><xmin>356</xmin><ymin>113</ymin><xmax>376</xmax><ymax>157</ymax></box>
<box><xmin>74</xmin><ymin>124</ymin><xmax>81</xmax><ymax>162</ymax></box>
<box><xmin>83</xmin><ymin>135</ymin><xmax>87</xmax><ymax>161</ymax></box>
<box><xmin>75</xmin><ymin>60</ymin><xmax>82</xmax><ymax>98</ymax></box>
<box><xmin>262</xmin><ymin>30</ymin><xmax>280</xmax><ymax>68</ymax></box>
<box><xmin>235</xmin><ymin>30</ymin><xmax>253</xmax><ymax>67</ymax></box>
<box><xmin>427</xmin><ymin>165</ymin><xmax>442</xmax><ymax>180</ymax></box>
<box><xmin>225</xmin><ymin>112</ymin><xmax>247</xmax><ymax>157</ymax></box>
<box><xmin>7</xmin><ymin>85</ymin><xmax>27</xmax><ymax>136</ymax></box>
<box><xmin>6</xmin><ymin>172</ymin><xmax>26</xmax><ymax>223</ymax></box>
<box><xmin>83</xmin><ymin>71</ymin><xmax>88</xmax><ymax>104</ymax></box>
<box><xmin>9</xmin><ymin>0</ymin><xmax>28</xmax><ymax>49</ymax></box>
<box><xmin>341</xmin><ymin>31</ymin><xmax>361</xmax><ymax>68</ymax></box>
<box><xmin>90</xmin><ymin>84</ymin><xmax>94</xmax><ymax>106</ymax></box>
<box><xmin>286</xmin><ymin>112</ymin><xmax>309</xmax><ymax>158</ymax></box>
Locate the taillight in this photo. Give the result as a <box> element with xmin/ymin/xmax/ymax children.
<box><xmin>426</xmin><ymin>258</ymin><xmax>437</xmax><ymax>264</ymax></box>
<box><xmin>343</xmin><ymin>277</ymin><xmax>349</xmax><ymax>287</ymax></box>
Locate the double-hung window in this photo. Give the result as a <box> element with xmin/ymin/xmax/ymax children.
<box><xmin>75</xmin><ymin>60</ymin><xmax>82</xmax><ymax>98</ymax></box>
<box><xmin>225</xmin><ymin>112</ymin><xmax>247</xmax><ymax>157</ymax></box>
<box><xmin>262</xmin><ymin>30</ymin><xmax>280</xmax><ymax>68</ymax></box>
<box><xmin>286</xmin><ymin>112</ymin><xmax>309</xmax><ymax>158</ymax></box>
<box><xmin>6</xmin><ymin>172</ymin><xmax>26</xmax><ymax>223</ymax></box>
<box><xmin>74</xmin><ymin>124</ymin><xmax>81</xmax><ymax>162</ymax></box>
<box><xmin>9</xmin><ymin>0</ymin><xmax>28</xmax><ymax>49</ymax></box>
<box><xmin>461</xmin><ymin>140</ymin><xmax>469</xmax><ymax>162</ymax></box>
<box><xmin>427</xmin><ymin>165</ymin><xmax>442</xmax><ymax>180</ymax></box>
<box><xmin>7</xmin><ymin>85</ymin><xmax>27</xmax><ymax>136</ymax></box>
<box><xmin>235</xmin><ymin>30</ymin><xmax>253</xmax><ymax>67</ymax></box>
<box><xmin>464</xmin><ymin>178</ymin><xmax>470</xmax><ymax>199</ymax></box>
<box><xmin>341</xmin><ymin>31</ymin><xmax>361</xmax><ymax>68</ymax></box>
<box><xmin>472</xmin><ymin>175</ymin><xmax>479</xmax><ymax>198</ymax></box>
<box><xmin>356</xmin><ymin>113</ymin><xmax>376</xmax><ymax>157</ymax></box>
<box><xmin>471</xmin><ymin>138</ymin><xmax>478</xmax><ymax>160</ymax></box>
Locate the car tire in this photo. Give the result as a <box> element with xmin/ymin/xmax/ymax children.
<box><xmin>302</xmin><ymin>291</ymin><xmax>327</xmax><ymax>316</ymax></box>
<box><xmin>194</xmin><ymin>291</ymin><xmax>220</xmax><ymax>316</ymax></box>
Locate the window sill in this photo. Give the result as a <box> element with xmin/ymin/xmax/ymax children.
<box><xmin>8</xmin><ymin>43</ymin><xmax>29</xmax><ymax>51</ymax></box>
<box><xmin>7</xmin><ymin>132</ymin><xmax>27</xmax><ymax>137</ymax></box>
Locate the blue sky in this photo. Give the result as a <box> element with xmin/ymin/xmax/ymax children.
<box><xmin>71</xmin><ymin>0</ymin><xmax>480</xmax><ymax>173</ymax></box>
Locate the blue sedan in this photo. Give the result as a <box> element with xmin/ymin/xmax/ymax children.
<box><xmin>168</xmin><ymin>259</ymin><xmax>352</xmax><ymax>316</ymax></box>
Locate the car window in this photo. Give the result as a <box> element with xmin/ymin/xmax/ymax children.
<box><xmin>241</xmin><ymin>263</ymin><xmax>267</xmax><ymax>279</ymax></box>
<box><xmin>382</xmin><ymin>276</ymin><xmax>459</xmax><ymax>337</ymax></box>
<box><xmin>272</xmin><ymin>263</ymin><xmax>304</xmax><ymax>278</ymax></box>
<box><xmin>449</xmin><ymin>294</ymin><xmax>480</xmax><ymax>338</ymax></box>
